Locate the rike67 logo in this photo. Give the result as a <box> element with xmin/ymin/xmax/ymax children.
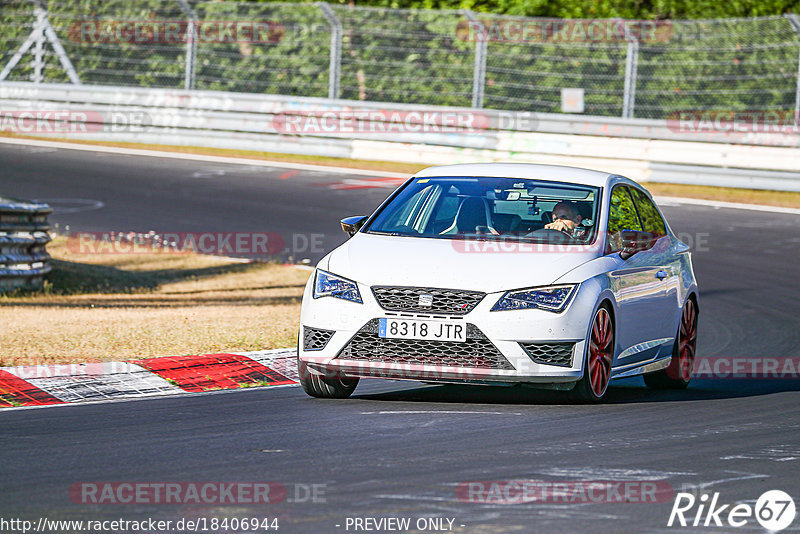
<box><xmin>668</xmin><ymin>490</ymin><xmax>796</xmax><ymax>531</ymax></box>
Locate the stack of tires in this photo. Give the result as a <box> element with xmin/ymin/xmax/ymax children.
<box><xmin>0</xmin><ymin>196</ymin><xmax>51</xmax><ymax>292</ymax></box>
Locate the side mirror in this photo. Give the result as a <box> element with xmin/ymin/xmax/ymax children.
<box><xmin>619</xmin><ymin>230</ymin><xmax>657</xmax><ymax>260</ymax></box>
<box><xmin>341</xmin><ymin>215</ymin><xmax>368</xmax><ymax>237</ymax></box>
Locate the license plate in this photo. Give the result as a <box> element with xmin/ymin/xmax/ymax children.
<box><xmin>378</xmin><ymin>318</ymin><xmax>466</xmax><ymax>342</ymax></box>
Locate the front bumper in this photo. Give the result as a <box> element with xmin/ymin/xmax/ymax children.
<box><xmin>299</xmin><ymin>278</ymin><xmax>597</xmax><ymax>385</ymax></box>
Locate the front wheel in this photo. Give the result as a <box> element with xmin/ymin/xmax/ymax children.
<box><xmin>297</xmin><ymin>357</ymin><xmax>359</xmax><ymax>399</ymax></box>
<box><xmin>644</xmin><ymin>299</ymin><xmax>698</xmax><ymax>390</ymax></box>
<box><xmin>572</xmin><ymin>305</ymin><xmax>614</xmax><ymax>403</ymax></box>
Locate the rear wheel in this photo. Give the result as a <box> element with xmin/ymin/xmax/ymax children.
<box><xmin>644</xmin><ymin>299</ymin><xmax>697</xmax><ymax>389</ymax></box>
<box><xmin>297</xmin><ymin>356</ymin><xmax>359</xmax><ymax>399</ymax></box>
<box><xmin>572</xmin><ymin>306</ymin><xmax>614</xmax><ymax>403</ymax></box>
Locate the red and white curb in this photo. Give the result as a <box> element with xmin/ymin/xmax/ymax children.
<box><xmin>0</xmin><ymin>349</ymin><xmax>298</xmax><ymax>408</ymax></box>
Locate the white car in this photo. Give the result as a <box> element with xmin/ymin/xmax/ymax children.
<box><xmin>298</xmin><ymin>163</ymin><xmax>699</xmax><ymax>402</ymax></box>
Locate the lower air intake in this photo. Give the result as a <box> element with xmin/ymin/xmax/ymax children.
<box><xmin>519</xmin><ymin>342</ymin><xmax>575</xmax><ymax>367</ymax></box>
<box><xmin>303</xmin><ymin>326</ymin><xmax>335</xmax><ymax>351</ymax></box>
<box><xmin>336</xmin><ymin>319</ymin><xmax>514</xmax><ymax>370</ymax></box>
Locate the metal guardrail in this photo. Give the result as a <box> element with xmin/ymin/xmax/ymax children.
<box><xmin>0</xmin><ymin>196</ymin><xmax>52</xmax><ymax>292</ymax></box>
<box><xmin>1</xmin><ymin>81</ymin><xmax>800</xmax><ymax>191</ymax></box>
<box><xmin>4</xmin><ymin>80</ymin><xmax>800</xmax><ymax>147</ymax></box>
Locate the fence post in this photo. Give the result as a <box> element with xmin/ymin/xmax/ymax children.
<box><xmin>318</xmin><ymin>2</ymin><xmax>342</xmax><ymax>100</ymax></box>
<box><xmin>176</xmin><ymin>0</ymin><xmax>197</xmax><ymax>90</ymax></box>
<box><xmin>461</xmin><ymin>10</ymin><xmax>486</xmax><ymax>109</ymax></box>
<box><xmin>1</xmin><ymin>5</ymin><xmax>81</xmax><ymax>84</ymax></box>
<box><xmin>621</xmin><ymin>21</ymin><xmax>639</xmax><ymax>119</ymax></box>
<box><xmin>32</xmin><ymin>8</ymin><xmax>45</xmax><ymax>83</ymax></box>
<box><xmin>786</xmin><ymin>14</ymin><xmax>800</xmax><ymax>128</ymax></box>
<box><xmin>32</xmin><ymin>0</ymin><xmax>82</xmax><ymax>85</ymax></box>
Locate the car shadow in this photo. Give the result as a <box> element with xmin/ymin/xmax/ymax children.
<box><xmin>351</xmin><ymin>377</ymin><xmax>800</xmax><ymax>406</ymax></box>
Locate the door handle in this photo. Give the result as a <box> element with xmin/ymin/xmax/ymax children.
<box><xmin>656</xmin><ymin>270</ymin><xmax>668</xmax><ymax>280</ymax></box>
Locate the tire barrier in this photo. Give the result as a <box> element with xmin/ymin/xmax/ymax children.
<box><xmin>0</xmin><ymin>196</ymin><xmax>51</xmax><ymax>292</ymax></box>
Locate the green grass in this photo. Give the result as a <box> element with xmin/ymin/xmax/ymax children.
<box><xmin>0</xmin><ymin>236</ymin><xmax>311</xmax><ymax>366</ymax></box>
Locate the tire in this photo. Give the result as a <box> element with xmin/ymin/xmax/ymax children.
<box><xmin>297</xmin><ymin>356</ymin><xmax>359</xmax><ymax>399</ymax></box>
<box><xmin>572</xmin><ymin>305</ymin><xmax>614</xmax><ymax>403</ymax></box>
<box><xmin>644</xmin><ymin>298</ymin><xmax>698</xmax><ymax>390</ymax></box>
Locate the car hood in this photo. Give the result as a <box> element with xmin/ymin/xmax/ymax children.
<box><xmin>325</xmin><ymin>233</ymin><xmax>601</xmax><ymax>294</ymax></box>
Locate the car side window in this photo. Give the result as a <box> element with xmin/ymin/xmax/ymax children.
<box><xmin>629</xmin><ymin>188</ymin><xmax>667</xmax><ymax>237</ymax></box>
<box><xmin>607</xmin><ymin>186</ymin><xmax>642</xmax><ymax>253</ymax></box>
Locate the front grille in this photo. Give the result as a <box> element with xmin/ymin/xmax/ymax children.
<box><xmin>336</xmin><ymin>319</ymin><xmax>514</xmax><ymax>370</ymax></box>
<box><xmin>303</xmin><ymin>326</ymin><xmax>335</xmax><ymax>351</ymax></box>
<box><xmin>519</xmin><ymin>342</ymin><xmax>575</xmax><ymax>367</ymax></box>
<box><xmin>371</xmin><ymin>286</ymin><xmax>485</xmax><ymax>315</ymax></box>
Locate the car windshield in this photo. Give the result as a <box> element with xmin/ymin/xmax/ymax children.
<box><xmin>365</xmin><ymin>176</ymin><xmax>601</xmax><ymax>244</ymax></box>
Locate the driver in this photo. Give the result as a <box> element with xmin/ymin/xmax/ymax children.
<box><xmin>544</xmin><ymin>201</ymin><xmax>582</xmax><ymax>234</ymax></box>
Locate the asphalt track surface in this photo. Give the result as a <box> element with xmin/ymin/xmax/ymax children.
<box><xmin>2</xmin><ymin>142</ymin><xmax>800</xmax><ymax>533</ymax></box>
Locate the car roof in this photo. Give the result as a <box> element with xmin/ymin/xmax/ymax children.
<box><xmin>413</xmin><ymin>163</ymin><xmax>629</xmax><ymax>189</ymax></box>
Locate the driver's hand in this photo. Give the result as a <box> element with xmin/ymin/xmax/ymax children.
<box><xmin>545</xmin><ymin>219</ymin><xmax>577</xmax><ymax>233</ymax></box>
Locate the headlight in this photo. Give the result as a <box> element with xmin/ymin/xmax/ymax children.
<box><xmin>491</xmin><ymin>284</ymin><xmax>577</xmax><ymax>312</ymax></box>
<box><xmin>313</xmin><ymin>270</ymin><xmax>362</xmax><ymax>303</ymax></box>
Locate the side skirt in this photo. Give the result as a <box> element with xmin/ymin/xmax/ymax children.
<box><xmin>611</xmin><ymin>356</ymin><xmax>672</xmax><ymax>379</ymax></box>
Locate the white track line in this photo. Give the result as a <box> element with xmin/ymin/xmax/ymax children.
<box><xmin>0</xmin><ymin>136</ymin><xmax>406</xmax><ymax>178</ymax></box>
<box><xmin>2</xmin><ymin>136</ymin><xmax>798</xmax><ymax>213</ymax></box>
<box><xmin>0</xmin><ymin>381</ymin><xmax>299</xmax><ymax>412</ymax></box>
<box><xmin>654</xmin><ymin>195</ymin><xmax>800</xmax><ymax>215</ymax></box>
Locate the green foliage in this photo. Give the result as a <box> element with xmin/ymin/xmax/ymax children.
<box><xmin>649</xmin><ymin>0</ymin><xmax>800</xmax><ymax>19</ymax></box>
<box><xmin>278</xmin><ymin>0</ymin><xmax>800</xmax><ymax>19</ymax></box>
<box><xmin>1</xmin><ymin>0</ymin><xmax>798</xmax><ymax>119</ymax></box>
<box><xmin>333</xmin><ymin>6</ymin><xmax>474</xmax><ymax>104</ymax></box>
<box><xmin>0</xmin><ymin>1</ymin><xmax>39</xmax><ymax>82</ymax></box>
<box><xmin>609</xmin><ymin>186</ymin><xmax>641</xmax><ymax>235</ymax></box>
<box><xmin>4</xmin><ymin>0</ymin><xmax>189</xmax><ymax>87</ymax></box>
<box><xmin>193</xmin><ymin>2</ymin><xmax>331</xmax><ymax>95</ymax></box>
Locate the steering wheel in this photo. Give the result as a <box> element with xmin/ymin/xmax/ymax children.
<box><xmin>525</xmin><ymin>228</ymin><xmax>574</xmax><ymax>242</ymax></box>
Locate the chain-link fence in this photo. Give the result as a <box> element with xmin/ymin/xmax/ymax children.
<box><xmin>2</xmin><ymin>0</ymin><xmax>799</xmax><ymax>120</ymax></box>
